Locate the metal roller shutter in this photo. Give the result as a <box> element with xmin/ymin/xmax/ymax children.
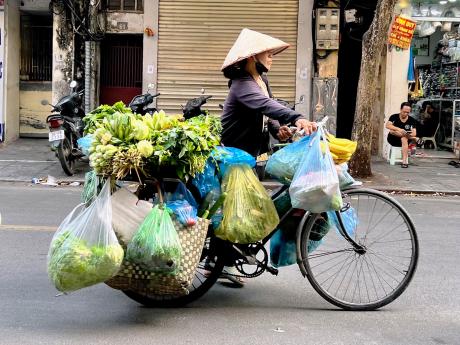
<box><xmin>157</xmin><ymin>0</ymin><xmax>299</xmax><ymax>115</ymax></box>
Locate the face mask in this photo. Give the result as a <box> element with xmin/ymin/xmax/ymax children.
<box><xmin>254</xmin><ymin>58</ymin><xmax>268</xmax><ymax>75</ymax></box>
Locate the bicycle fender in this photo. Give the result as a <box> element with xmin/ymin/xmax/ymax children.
<box><xmin>296</xmin><ymin>210</ymin><xmax>312</xmax><ymax>278</ymax></box>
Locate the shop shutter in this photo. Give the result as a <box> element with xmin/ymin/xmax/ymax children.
<box><xmin>157</xmin><ymin>0</ymin><xmax>299</xmax><ymax>115</ymax></box>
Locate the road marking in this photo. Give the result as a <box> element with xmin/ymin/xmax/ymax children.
<box><xmin>0</xmin><ymin>224</ymin><xmax>56</xmax><ymax>232</ymax></box>
<box><xmin>0</xmin><ymin>159</ymin><xmax>58</xmax><ymax>163</ymax></box>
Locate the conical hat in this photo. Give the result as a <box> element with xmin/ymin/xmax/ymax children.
<box><xmin>221</xmin><ymin>28</ymin><xmax>290</xmax><ymax>71</ymax></box>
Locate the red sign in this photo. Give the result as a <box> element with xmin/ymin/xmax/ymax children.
<box><xmin>388</xmin><ymin>16</ymin><xmax>416</xmax><ymax>50</ymax></box>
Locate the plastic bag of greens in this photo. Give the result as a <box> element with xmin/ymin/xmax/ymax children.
<box><xmin>81</xmin><ymin>170</ymin><xmax>101</xmax><ymax>205</ymax></box>
<box><xmin>191</xmin><ymin>159</ymin><xmax>220</xmax><ymax>198</ymax></box>
<box><xmin>211</xmin><ymin>146</ymin><xmax>256</xmax><ymax>177</ymax></box>
<box><xmin>126</xmin><ymin>205</ymin><xmax>182</xmax><ymax>274</ymax></box>
<box><xmin>47</xmin><ymin>178</ymin><xmax>124</xmax><ymax>293</ymax></box>
<box><xmin>215</xmin><ymin>164</ymin><xmax>279</xmax><ymax>244</ymax></box>
<box><xmin>337</xmin><ymin>163</ymin><xmax>356</xmax><ymax>190</ymax></box>
<box><xmin>266</xmin><ymin>136</ymin><xmax>312</xmax><ymax>184</ymax></box>
<box><xmin>289</xmin><ymin>128</ymin><xmax>343</xmax><ymax>213</ymax></box>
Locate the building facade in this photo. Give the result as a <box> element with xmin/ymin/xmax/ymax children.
<box><xmin>1</xmin><ymin>0</ymin><xmax>315</xmax><ymax>143</ymax></box>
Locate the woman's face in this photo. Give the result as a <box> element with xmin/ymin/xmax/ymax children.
<box><xmin>255</xmin><ymin>51</ymin><xmax>273</xmax><ymax>71</ymax></box>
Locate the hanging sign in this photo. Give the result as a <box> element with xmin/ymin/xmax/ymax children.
<box><xmin>388</xmin><ymin>16</ymin><xmax>416</xmax><ymax>50</ymax></box>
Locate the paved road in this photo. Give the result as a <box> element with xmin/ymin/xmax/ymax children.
<box><xmin>0</xmin><ymin>183</ymin><xmax>459</xmax><ymax>345</ymax></box>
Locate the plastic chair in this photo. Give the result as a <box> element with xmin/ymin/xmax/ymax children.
<box><xmin>389</xmin><ymin>146</ymin><xmax>403</xmax><ymax>165</ymax></box>
<box><xmin>421</xmin><ymin>123</ymin><xmax>439</xmax><ymax>150</ymax></box>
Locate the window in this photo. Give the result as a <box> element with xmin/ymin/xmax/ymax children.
<box><xmin>106</xmin><ymin>0</ymin><xmax>143</xmax><ymax>12</ymax></box>
<box><xmin>20</xmin><ymin>15</ymin><xmax>52</xmax><ymax>82</ymax></box>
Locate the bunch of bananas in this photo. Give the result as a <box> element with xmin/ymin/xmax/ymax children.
<box><xmin>321</xmin><ymin>134</ymin><xmax>357</xmax><ymax>164</ymax></box>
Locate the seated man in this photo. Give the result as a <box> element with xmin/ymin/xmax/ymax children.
<box><xmin>386</xmin><ymin>102</ymin><xmax>418</xmax><ymax>168</ymax></box>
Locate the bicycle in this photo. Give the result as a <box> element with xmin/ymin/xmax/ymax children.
<box><xmin>122</xmin><ymin>180</ymin><xmax>419</xmax><ymax>311</ymax></box>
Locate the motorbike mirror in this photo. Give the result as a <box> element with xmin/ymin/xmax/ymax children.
<box><xmin>41</xmin><ymin>99</ymin><xmax>49</xmax><ymax>106</ymax></box>
<box><xmin>201</xmin><ymin>88</ymin><xmax>206</xmax><ymax>95</ymax></box>
<box><xmin>70</xmin><ymin>80</ymin><xmax>77</xmax><ymax>89</ymax></box>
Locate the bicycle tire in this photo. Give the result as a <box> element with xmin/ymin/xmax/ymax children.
<box><xmin>298</xmin><ymin>188</ymin><xmax>419</xmax><ymax>311</ymax></box>
<box><xmin>122</xmin><ymin>238</ymin><xmax>225</xmax><ymax>308</ymax></box>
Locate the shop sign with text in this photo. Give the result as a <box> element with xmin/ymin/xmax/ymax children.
<box><xmin>388</xmin><ymin>16</ymin><xmax>416</xmax><ymax>50</ymax></box>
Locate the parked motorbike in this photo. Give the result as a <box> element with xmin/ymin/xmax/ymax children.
<box><xmin>182</xmin><ymin>89</ymin><xmax>212</xmax><ymax>119</ymax></box>
<box><xmin>129</xmin><ymin>84</ymin><xmax>160</xmax><ymax>115</ymax></box>
<box><xmin>45</xmin><ymin>80</ymin><xmax>85</xmax><ymax>176</ymax></box>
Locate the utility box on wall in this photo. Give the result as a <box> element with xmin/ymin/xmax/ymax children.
<box><xmin>316</xmin><ymin>8</ymin><xmax>340</xmax><ymax>50</ymax></box>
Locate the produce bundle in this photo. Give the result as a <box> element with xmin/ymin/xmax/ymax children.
<box><xmin>83</xmin><ymin>102</ymin><xmax>221</xmax><ymax>180</ymax></box>
<box><xmin>47</xmin><ymin>179</ymin><xmax>124</xmax><ymax>293</ymax></box>
<box><xmin>215</xmin><ymin>164</ymin><xmax>279</xmax><ymax>244</ymax></box>
<box><xmin>126</xmin><ymin>205</ymin><xmax>182</xmax><ymax>274</ymax></box>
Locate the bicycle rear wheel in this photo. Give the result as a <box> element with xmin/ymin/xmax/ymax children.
<box><xmin>298</xmin><ymin>188</ymin><xmax>419</xmax><ymax>311</ymax></box>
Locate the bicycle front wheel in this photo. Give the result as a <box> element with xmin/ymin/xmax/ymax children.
<box><xmin>298</xmin><ymin>188</ymin><xmax>419</xmax><ymax>311</ymax></box>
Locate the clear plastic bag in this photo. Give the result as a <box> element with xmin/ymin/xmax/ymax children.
<box><xmin>289</xmin><ymin>128</ymin><xmax>343</xmax><ymax>213</ymax></box>
<box><xmin>47</xmin><ymin>178</ymin><xmax>124</xmax><ymax>293</ymax></box>
<box><xmin>81</xmin><ymin>170</ymin><xmax>101</xmax><ymax>205</ymax></box>
<box><xmin>199</xmin><ymin>186</ymin><xmax>224</xmax><ymax>229</ymax></box>
<box><xmin>191</xmin><ymin>159</ymin><xmax>220</xmax><ymax>198</ymax></box>
<box><xmin>265</xmin><ymin>136</ymin><xmax>312</xmax><ymax>184</ymax></box>
<box><xmin>211</xmin><ymin>146</ymin><xmax>256</xmax><ymax>177</ymax></box>
<box><xmin>337</xmin><ymin>163</ymin><xmax>356</xmax><ymax>190</ymax></box>
<box><xmin>215</xmin><ymin>164</ymin><xmax>279</xmax><ymax>243</ymax></box>
<box><xmin>126</xmin><ymin>205</ymin><xmax>182</xmax><ymax>274</ymax></box>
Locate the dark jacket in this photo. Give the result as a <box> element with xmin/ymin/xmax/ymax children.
<box><xmin>221</xmin><ymin>73</ymin><xmax>304</xmax><ymax>156</ymax></box>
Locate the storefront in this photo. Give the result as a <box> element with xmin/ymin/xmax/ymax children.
<box><xmin>408</xmin><ymin>3</ymin><xmax>460</xmax><ymax>157</ymax></box>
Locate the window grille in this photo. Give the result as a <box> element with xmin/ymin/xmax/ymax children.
<box><xmin>20</xmin><ymin>15</ymin><xmax>52</xmax><ymax>82</ymax></box>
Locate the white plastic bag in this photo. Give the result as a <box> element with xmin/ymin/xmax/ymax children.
<box><xmin>289</xmin><ymin>127</ymin><xmax>343</xmax><ymax>213</ymax></box>
<box><xmin>47</xmin><ymin>178</ymin><xmax>124</xmax><ymax>293</ymax></box>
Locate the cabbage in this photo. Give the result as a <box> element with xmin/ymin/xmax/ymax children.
<box><xmin>48</xmin><ymin>232</ymin><xmax>124</xmax><ymax>292</ymax></box>
<box><xmin>133</xmin><ymin>120</ymin><xmax>150</xmax><ymax>141</ymax></box>
<box><xmin>136</xmin><ymin>140</ymin><xmax>154</xmax><ymax>158</ymax></box>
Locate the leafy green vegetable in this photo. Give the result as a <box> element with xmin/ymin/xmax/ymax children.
<box><xmin>126</xmin><ymin>205</ymin><xmax>182</xmax><ymax>275</ymax></box>
<box><xmin>48</xmin><ymin>231</ymin><xmax>124</xmax><ymax>292</ymax></box>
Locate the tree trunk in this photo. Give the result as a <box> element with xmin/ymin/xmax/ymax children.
<box><xmin>349</xmin><ymin>0</ymin><xmax>399</xmax><ymax>177</ymax></box>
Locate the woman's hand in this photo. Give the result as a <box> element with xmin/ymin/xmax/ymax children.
<box><xmin>295</xmin><ymin>119</ymin><xmax>317</xmax><ymax>135</ymax></box>
<box><xmin>277</xmin><ymin>126</ymin><xmax>292</xmax><ymax>141</ymax></box>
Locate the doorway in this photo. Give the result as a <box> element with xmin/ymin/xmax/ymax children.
<box><xmin>100</xmin><ymin>34</ymin><xmax>143</xmax><ymax>106</ymax></box>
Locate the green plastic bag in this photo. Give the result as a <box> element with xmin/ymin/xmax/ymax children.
<box><xmin>126</xmin><ymin>205</ymin><xmax>182</xmax><ymax>274</ymax></box>
<box><xmin>215</xmin><ymin>164</ymin><xmax>279</xmax><ymax>244</ymax></box>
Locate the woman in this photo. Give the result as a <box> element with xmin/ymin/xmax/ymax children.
<box><xmin>218</xmin><ymin>29</ymin><xmax>317</xmax><ymax>286</ymax></box>
<box><xmin>221</xmin><ymin>28</ymin><xmax>316</xmax><ymax>157</ymax></box>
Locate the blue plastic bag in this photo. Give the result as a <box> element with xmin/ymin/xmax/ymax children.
<box><xmin>164</xmin><ymin>183</ymin><xmax>198</xmax><ymax>226</ymax></box>
<box><xmin>191</xmin><ymin>159</ymin><xmax>220</xmax><ymax>198</ymax></box>
<box><xmin>266</xmin><ymin>136</ymin><xmax>311</xmax><ymax>184</ymax></box>
<box><xmin>211</xmin><ymin>146</ymin><xmax>256</xmax><ymax>177</ymax></box>
<box><xmin>77</xmin><ymin>134</ymin><xmax>94</xmax><ymax>156</ymax></box>
<box><xmin>166</xmin><ymin>200</ymin><xmax>198</xmax><ymax>227</ymax></box>
<box><xmin>289</xmin><ymin>128</ymin><xmax>343</xmax><ymax>213</ymax></box>
<box><xmin>327</xmin><ymin>207</ymin><xmax>358</xmax><ymax>238</ymax></box>
<box><xmin>270</xmin><ymin>229</ymin><xmax>323</xmax><ymax>268</ymax></box>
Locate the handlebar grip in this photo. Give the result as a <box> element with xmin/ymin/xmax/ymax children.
<box><xmin>152</xmin><ymin>93</ymin><xmax>161</xmax><ymax>98</ymax></box>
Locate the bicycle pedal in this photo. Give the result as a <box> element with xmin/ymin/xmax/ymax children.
<box><xmin>266</xmin><ymin>265</ymin><xmax>279</xmax><ymax>276</ymax></box>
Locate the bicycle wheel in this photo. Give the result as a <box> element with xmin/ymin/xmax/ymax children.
<box><xmin>123</xmin><ymin>236</ymin><xmax>225</xmax><ymax>307</ymax></box>
<box><xmin>298</xmin><ymin>188</ymin><xmax>419</xmax><ymax>311</ymax></box>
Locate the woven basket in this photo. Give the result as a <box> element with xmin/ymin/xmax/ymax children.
<box><xmin>106</xmin><ymin>217</ymin><xmax>210</xmax><ymax>296</ymax></box>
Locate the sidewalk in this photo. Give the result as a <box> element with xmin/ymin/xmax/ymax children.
<box><xmin>1</xmin><ymin>138</ymin><xmax>460</xmax><ymax>194</ymax></box>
